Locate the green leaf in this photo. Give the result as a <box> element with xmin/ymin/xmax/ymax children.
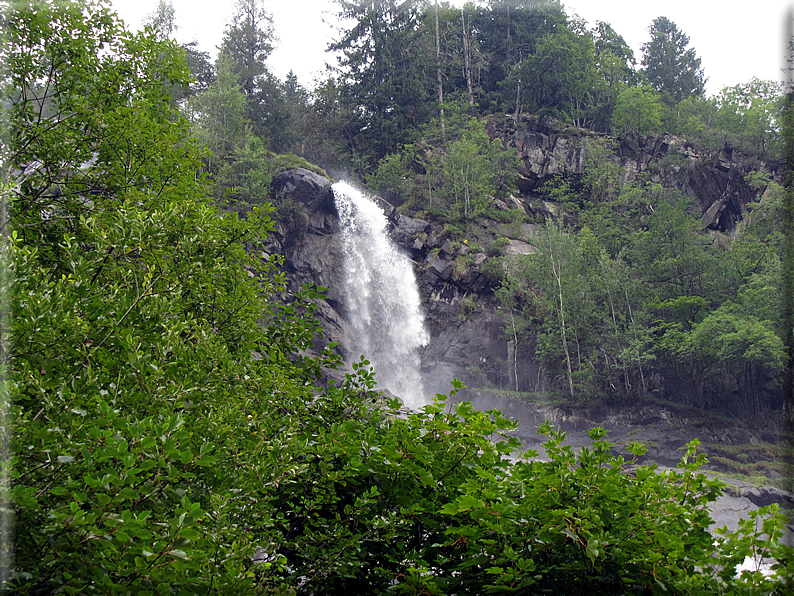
<box><xmin>168</xmin><ymin>549</ymin><xmax>188</xmax><ymax>560</ymax></box>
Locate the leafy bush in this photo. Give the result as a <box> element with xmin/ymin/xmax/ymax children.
<box><xmin>489</xmin><ymin>236</ymin><xmax>511</xmax><ymax>256</ymax></box>
<box><xmin>714</xmin><ymin>78</ymin><xmax>782</xmax><ymax>160</ymax></box>
<box><xmin>367</xmin><ymin>145</ymin><xmax>422</xmax><ymax>207</ymax></box>
<box><xmin>3</xmin><ymin>3</ymin><xmax>333</xmax><ymax>592</ymax></box>
<box><xmin>268</xmin><ymin>152</ymin><xmax>329</xmax><ymax>179</ymax></box>
<box><xmin>485</xmin><ymin>204</ymin><xmax>527</xmax><ymax>223</ymax></box>
<box><xmin>429</xmin><ymin>424</ymin><xmax>792</xmax><ymax>594</ymax></box>
<box><xmin>254</xmin><ymin>400</ymin><xmax>794</xmax><ymax>594</ymax></box>
<box><xmin>648</xmin><ymin>149</ymin><xmax>691</xmax><ymax>175</ymax></box>
<box><xmin>612</xmin><ymin>85</ymin><xmax>664</xmax><ymax>136</ymax></box>
<box><xmin>389</xmin><ymin>119</ymin><xmax>521</xmax><ymax>220</ymax></box>
<box><xmin>480</xmin><ymin>255</ymin><xmax>507</xmax><ymax>284</ymax></box>
<box><xmin>213</xmin><ymin>138</ymin><xmax>329</xmax><ymax>209</ymax></box>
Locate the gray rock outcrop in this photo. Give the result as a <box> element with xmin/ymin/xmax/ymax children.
<box><xmin>488</xmin><ymin>115</ymin><xmax>777</xmax><ymax>232</ymax></box>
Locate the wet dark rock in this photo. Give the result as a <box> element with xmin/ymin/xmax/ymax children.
<box><xmin>309</xmin><ymin>210</ymin><xmax>339</xmax><ymax>234</ymax></box>
<box><xmin>371</xmin><ymin>194</ymin><xmax>398</xmax><ymax>223</ymax></box>
<box><xmin>395</xmin><ymin>214</ymin><xmax>430</xmax><ymax>235</ymax></box>
<box><xmin>427</xmin><ymin>255</ymin><xmax>453</xmax><ymax>279</ymax></box>
<box><xmin>739</xmin><ymin>487</ymin><xmax>794</xmax><ymax>509</ymax></box>
<box><xmin>439</xmin><ymin>238</ymin><xmax>454</xmax><ymax>257</ymax></box>
<box><xmin>273</xmin><ymin>168</ymin><xmax>334</xmax><ymax>213</ymax></box>
<box><xmin>425</xmin><ymin>224</ymin><xmax>446</xmax><ymax>249</ymax></box>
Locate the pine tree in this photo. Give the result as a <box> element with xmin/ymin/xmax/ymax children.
<box><xmin>641</xmin><ymin>16</ymin><xmax>706</xmax><ymax>104</ymax></box>
<box><xmin>219</xmin><ymin>0</ymin><xmax>274</xmax><ymax>100</ymax></box>
<box><xmin>330</xmin><ymin>0</ymin><xmax>434</xmax><ymax>167</ymax></box>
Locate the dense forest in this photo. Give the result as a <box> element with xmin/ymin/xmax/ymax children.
<box><xmin>2</xmin><ymin>0</ymin><xmax>794</xmax><ymax>593</ymax></box>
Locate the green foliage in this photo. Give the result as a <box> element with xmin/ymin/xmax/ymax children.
<box><xmin>186</xmin><ymin>1</ymin><xmax>311</xmax><ymax>157</ymax></box>
<box><xmin>185</xmin><ymin>52</ymin><xmax>249</xmax><ymax>165</ymax></box>
<box><xmin>439</xmin><ymin>427</ymin><xmax>708</xmax><ymax>593</ymax></box>
<box><xmin>471</xmin><ymin>0</ymin><xmax>567</xmax><ymax>114</ymax></box>
<box><xmin>688</xmin><ymin>302</ymin><xmax>787</xmax><ymax>420</ymax></box>
<box><xmin>591</xmin><ymin>20</ymin><xmax>636</xmax><ymax>89</ymax></box>
<box><xmin>480</xmin><ymin>255</ymin><xmax>507</xmax><ymax>285</ymax></box>
<box><xmin>612</xmin><ymin>85</ymin><xmax>664</xmax><ymax>135</ymax></box>
<box><xmin>489</xmin><ymin>236</ymin><xmax>510</xmax><ymax>256</ymax></box>
<box><xmin>625</xmin><ymin>193</ymin><xmax>719</xmax><ymax>300</ymax></box>
<box><xmin>587</xmin><ymin>21</ymin><xmax>636</xmax><ymax>131</ymax></box>
<box><xmin>330</xmin><ymin>0</ymin><xmax>435</xmax><ymax>168</ymax></box>
<box><xmin>715</xmin><ymin>78</ymin><xmax>782</xmax><ymax>158</ymax></box>
<box><xmin>268</xmin><ymin>152</ymin><xmax>328</xmax><ymax>179</ymax></box>
<box><xmin>2</xmin><ymin>2</ymin><xmax>329</xmax><ymax>591</ymax></box>
<box><xmin>667</xmin><ymin>95</ymin><xmax>721</xmax><ymax>149</ymax></box>
<box><xmin>213</xmin><ymin>136</ymin><xmax>274</xmax><ymax>206</ymax></box>
<box><xmin>509</xmin><ymin>164</ymin><xmax>786</xmax><ymax>413</ymax></box>
<box><xmin>180</xmin><ymin>41</ymin><xmax>215</xmax><ymax>96</ymax></box>
<box><xmin>367</xmin><ymin>144</ymin><xmax>420</xmax><ymax>207</ymax></box>
<box><xmin>4</xmin><ymin>2</ymin><xmax>793</xmax><ymax>594</ymax></box>
<box><xmin>484</xmin><ymin>203</ymin><xmax>527</xmax><ymax>223</ymax></box>
<box><xmin>142</xmin><ymin>0</ymin><xmax>176</xmax><ymax>41</ymax></box>
<box><xmin>219</xmin><ymin>0</ymin><xmax>274</xmax><ymax>101</ymax></box>
<box><xmin>440</xmin><ymin>121</ymin><xmax>496</xmax><ymax>218</ymax></box>
<box><xmin>495</xmin><ymin>184</ymin><xmax>747</xmax><ymax>403</ymax></box>
<box><xmin>521</xmin><ymin>27</ymin><xmax>597</xmax><ymax>127</ymax></box>
<box><xmin>211</xmin><ymin>136</ymin><xmax>328</xmax><ymax>210</ymax></box>
<box><xmin>374</xmin><ymin>118</ymin><xmax>519</xmax><ymax>220</ymax></box>
<box><xmin>503</xmin><ymin>223</ymin><xmax>587</xmax><ymax>398</ymax></box>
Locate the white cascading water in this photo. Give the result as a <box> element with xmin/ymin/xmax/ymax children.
<box><xmin>333</xmin><ymin>181</ymin><xmax>429</xmax><ymax>409</ymax></box>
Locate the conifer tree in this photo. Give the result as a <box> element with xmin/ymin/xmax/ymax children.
<box><xmin>641</xmin><ymin>16</ymin><xmax>706</xmax><ymax>104</ymax></box>
<box><xmin>219</xmin><ymin>0</ymin><xmax>274</xmax><ymax>100</ymax></box>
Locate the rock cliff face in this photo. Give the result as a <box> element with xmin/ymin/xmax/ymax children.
<box><xmin>488</xmin><ymin>114</ymin><xmax>778</xmax><ymax>231</ymax></box>
<box><xmin>269</xmin><ymin>116</ymin><xmax>776</xmax><ymax>400</ymax></box>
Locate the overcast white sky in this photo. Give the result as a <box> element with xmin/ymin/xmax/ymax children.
<box><xmin>110</xmin><ymin>0</ymin><xmax>793</xmax><ymax>96</ymax></box>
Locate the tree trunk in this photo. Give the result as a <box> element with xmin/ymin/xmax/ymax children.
<box><xmin>625</xmin><ymin>288</ymin><xmax>646</xmax><ymax>395</ymax></box>
<box><xmin>461</xmin><ymin>9</ymin><xmax>474</xmax><ymax>107</ymax></box>
<box><xmin>550</xmin><ymin>249</ymin><xmax>574</xmax><ymax>398</ymax></box>
<box><xmin>435</xmin><ymin>1</ymin><xmax>446</xmax><ymax>142</ymax></box>
<box><xmin>514</xmin><ymin>77</ymin><xmax>521</xmax><ymax>122</ymax></box>
<box><xmin>509</xmin><ymin>310</ymin><xmax>519</xmax><ymax>392</ymax></box>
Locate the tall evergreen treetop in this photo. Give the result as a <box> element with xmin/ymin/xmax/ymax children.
<box><xmin>330</xmin><ymin>0</ymin><xmax>434</xmax><ymax>167</ymax></box>
<box><xmin>220</xmin><ymin>0</ymin><xmax>274</xmax><ymax>99</ymax></box>
<box><xmin>641</xmin><ymin>16</ymin><xmax>706</xmax><ymax>104</ymax></box>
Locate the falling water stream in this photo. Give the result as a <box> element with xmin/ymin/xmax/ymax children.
<box><xmin>333</xmin><ymin>181</ymin><xmax>429</xmax><ymax>410</ymax></box>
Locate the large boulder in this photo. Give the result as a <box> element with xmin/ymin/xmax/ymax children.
<box><xmin>273</xmin><ymin>168</ymin><xmax>334</xmax><ymax>214</ymax></box>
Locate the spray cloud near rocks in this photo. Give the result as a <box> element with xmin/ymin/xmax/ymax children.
<box><xmin>333</xmin><ymin>181</ymin><xmax>429</xmax><ymax>409</ymax></box>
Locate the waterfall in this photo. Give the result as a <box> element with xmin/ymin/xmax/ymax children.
<box><xmin>333</xmin><ymin>181</ymin><xmax>429</xmax><ymax>409</ymax></box>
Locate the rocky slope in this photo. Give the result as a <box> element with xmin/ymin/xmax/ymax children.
<box><xmin>488</xmin><ymin>114</ymin><xmax>778</xmax><ymax>231</ymax></box>
<box><xmin>259</xmin><ymin>116</ymin><xmax>792</xmax><ymax>529</ymax></box>
<box><xmin>268</xmin><ymin>110</ymin><xmax>780</xmax><ymax>396</ymax></box>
